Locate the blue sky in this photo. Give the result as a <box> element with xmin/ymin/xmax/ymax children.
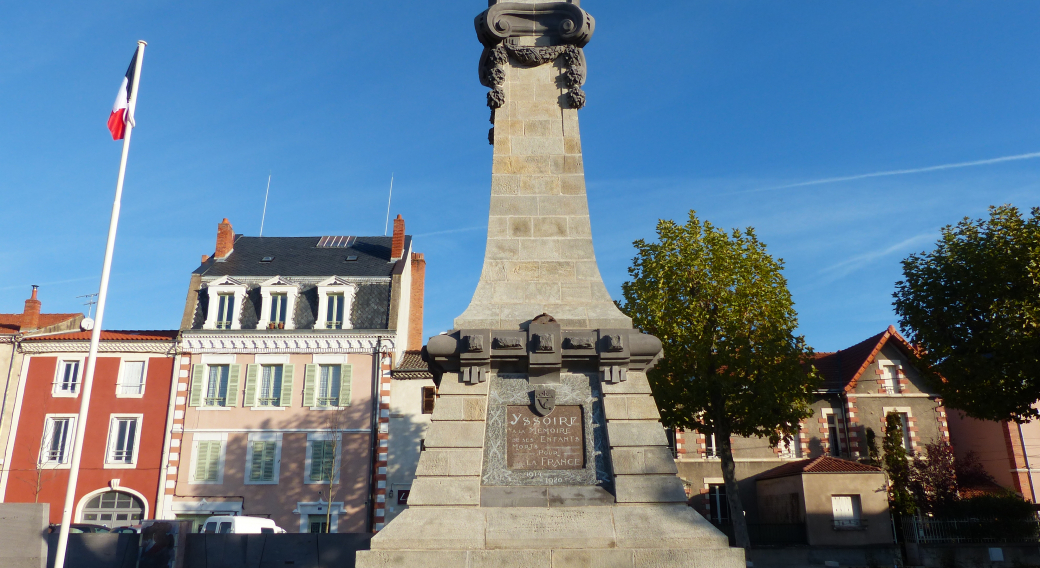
<box><xmin>1</xmin><ymin>1</ymin><xmax>1038</xmax><ymax>352</ymax></box>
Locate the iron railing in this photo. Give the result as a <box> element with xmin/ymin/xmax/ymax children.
<box><xmin>899</xmin><ymin>515</ymin><xmax>1040</xmax><ymax>544</ymax></box>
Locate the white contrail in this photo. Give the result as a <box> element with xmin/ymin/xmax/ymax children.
<box><xmin>751</xmin><ymin>151</ymin><xmax>1040</xmax><ymax>192</ymax></box>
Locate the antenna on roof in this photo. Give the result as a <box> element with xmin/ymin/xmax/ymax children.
<box><xmin>260</xmin><ymin>173</ymin><xmax>272</xmax><ymax>237</ymax></box>
<box><xmin>76</xmin><ymin>293</ymin><xmax>99</xmax><ymax>319</ymax></box>
<box><xmin>384</xmin><ymin>173</ymin><xmax>394</xmax><ymax>236</ymax></box>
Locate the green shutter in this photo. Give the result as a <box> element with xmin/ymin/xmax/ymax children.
<box><xmin>262</xmin><ymin>442</ymin><xmax>276</xmax><ymax>481</ymax></box>
<box><xmin>310</xmin><ymin>440</ymin><xmax>335</xmax><ymax>482</ymax></box>
<box><xmin>207</xmin><ymin>441</ymin><xmax>221</xmax><ymax>481</ymax></box>
<box><xmin>243</xmin><ymin>365</ymin><xmax>259</xmax><ymax>407</ymax></box>
<box><xmin>188</xmin><ymin>365</ymin><xmax>205</xmax><ymax>407</ymax></box>
<box><xmin>338</xmin><ymin>364</ymin><xmax>352</xmax><ymax>407</ymax></box>
<box><xmin>280</xmin><ymin>364</ymin><xmax>295</xmax><ymax>407</ymax></box>
<box><xmin>302</xmin><ymin>364</ymin><xmax>318</xmax><ymax>407</ymax></box>
<box><xmin>249</xmin><ymin>441</ymin><xmax>264</xmax><ymax>481</ymax></box>
<box><xmin>309</xmin><ymin>441</ymin><xmax>322</xmax><ymax>481</ymax></box>
<box><xmin>195</xmin><ymin>441</ymin><xmax>220</xmax><ymax>481</ymax></box>
<box><xmin>225</xmin><ymin>365</ymin><xmax>241</xmax><ymax>407</ymax></box>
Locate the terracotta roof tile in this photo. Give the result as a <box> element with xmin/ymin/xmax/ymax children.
<box><xmin>391</xmin><ymin>350</ymin><xmax>432</xmax><ymax>380</ymax></box>
<box><xmin>0</xmin><ymin>313</ymin><xmax>82</xmax><ymax>334</ymax></box>
<box><xmin>22</xmin><ymin>330</ymin><xmax>178</xmax><ymax>341</ymax></box>
<box><xmin>757</xmin><ymin>456</ymin><xmax>882</xmax><ymax>480</ymax></box>
<box><xmin>809</xmin><ymin>325</ymin><xmax>917</xmax><ymax>392</ymax></box>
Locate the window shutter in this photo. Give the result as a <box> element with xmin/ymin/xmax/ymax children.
<box><xmin>250</xmin><ymin>441</ymin><xmax>264</xmax><ymax>481</ymax></box>
<box><xmin>225</xmin><ymin>365</ymin><xmax>241</xmax><ymax>407</ymax></box>
<box><xmin>188</xmin><ymin>365</ymin><xmax>205</xmax><ymax>407</ymax></box>
<box><xmin>309</xmin><ymin>441</ymin><xmax>322</xmax><ymax>481</ymax></box>
<box><xmin>243</xmin><ymin>365</ymin><xmax>259</xmax><ymax>407</ymax></box>
<box><xmin>338</xmin><ymin>364</ymin><xmax>352</xmax><ymax>407</ymax></box>
<box><xmin>207</xmin><ymin>442</ymin><xmax>221</xmax><ymax>481</ymax></box>
<box><xmin>262</xmin><ymin>442</ymin><xmax>276</xmax><ymax>480</ymax></box>
<box><xmin>302</xmin><ymin>364</ymin><xmax>318</xmax><ymax>407</ymax></box>
<box><xmin>280</xmin><ymin>364</ymin><xmax>295</xmax><ymax>407</ymax></box>
<box><xmin>195</xmin><ymin>441</ymin><xmax>216</xmax><ymax>481</ymax></box>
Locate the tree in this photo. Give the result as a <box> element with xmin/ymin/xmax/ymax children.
<box><xmin>909</xmin><ymin>440</ymin><xmax>958</xmax><ymax>513</ymax></box>
<box><xmin>893</xmin><ymin>205</ymin><xmax>1040</xmax><ymax>422</ymax></box>
<box><xmin>619</xmin><ymin>211</ymin><xmax>819</xmax><ymax>549</ymax></box>
<box><xmin>863</xmin><ymin>427</ymin><xmax>881</xmax><ymax>467</ymax></box>
<box><xmin>954</xmin><ymin>450</ymin><xmax>995</xmax><ymax>490</ymax></box>
<box><xmin>882</xmin><ymin>413</ymin><xmax>915</xmax><ymax>515</ymax></box>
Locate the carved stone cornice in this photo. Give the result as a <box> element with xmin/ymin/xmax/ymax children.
<box><xmin>179</xmin><ymin>331</ymin><xmax>396</xmax><ymax>354</ymax></box>
<box><xmin>19</xmin><ymin>340</ymin><xmax>177</xmax><ymax>355</ymax></box>
<box><xmin>475</xmin><ymin>2</ymin><xmax>595</xmax><ymax>48</ymax></box>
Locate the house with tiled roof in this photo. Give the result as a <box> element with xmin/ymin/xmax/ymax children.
<box><xmin>0</xmin><ymin>327</ymin><xmax>178</xmax><ymax>529</ymax></box>
<box><xmin>384</xmin><ymin>350</ymin><xmax>435</xmax><ymax>524</ymax></box>
<box><xmin>0</xmin><ymin>287</ymin><xmax>83</xmax><ymax>476</ymax></box>
<box><xmin>673</xmin><ymin>326</ymin><xmax>948</xmax><ymax>537</ymax></box>
<box><xmin>163</xmin><ymin>216</ymin><xmax>424</xmax><ymax>533</ymax></box>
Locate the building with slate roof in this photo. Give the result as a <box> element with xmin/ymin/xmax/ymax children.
<box><xmin>162</xmin><ymin>215</ymin><xmax>425</xmax><ymax>533</ymax></box>
<box><xmin>672</xmin><ymin>326</ymin><xmax>948</xmax><ymax>542</ymax></box>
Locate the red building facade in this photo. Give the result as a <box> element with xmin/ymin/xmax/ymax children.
<box><xmin>0</xmin><ymin>330</ymin><xmax>177</xmax><ymax>527</ymax></box>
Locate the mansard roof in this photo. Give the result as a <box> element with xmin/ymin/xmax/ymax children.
<box><xmin>196</xmin><ymin>235</ymin><xmax>411</xmax><ymax>280</ymax></box>
<box><xmin>811</xmin><ymin>325</ymin><xmax>917</xmax><ymax>392</ymax></box>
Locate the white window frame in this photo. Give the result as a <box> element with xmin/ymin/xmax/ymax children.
<box><xmin>304</xmin><ymin>433</ymin><xmax>341</xmax><ymax>485</ymax></box>
<box><xmin>314</xmin><ymin>277</ymin><xmax>356</xmax><ymax>330</ymax></box>
<box><xmin>115</xmin><ymin>358</ymin><xmax>150</xmax><ymax>398</ymax></box>
<box><xmin>294</xmin><ymin>501</ymin><xmax>344</xmax><ymax>534</ymax></box>
<box><xmin>189</xmin><ymin>433</ymin><xmax>228</xmax><ymax>485</ymax></box>
<box><xmin>53</xmin><ymin>359</ymin><xmax>84</xmax><ymax>397</ymax></box>
<box><xmin>40</xmin><ymin>414</ymin><xmax>78</xmax><ymax>468</ymax></box>
<box><xmin>256</xmin><ymin>277</ymin><xmax>300</xmax><ymax>330</ymax></box>
<box><xmin>779</xmin><ymin>435</ymin><xmax>802</xmax><ymax>459</ymax></box>
<box><xmin>104</xmin><ymin>414</ymin><xmax>144</xmax><ymax>468</ymax></box>
<box><xmin>884</xmin><ymin>407</ymin><xmax>915</xmax><ymax>452</ymax></box>
<box><xmin>822</xmin><ymin>408</ymin><xmax>842</xmax><ymax>457</ymax></box>
<box><xmin>831</xmin><ymin>494</ymin><xmax>863</xmax><ymax>528</ymax></box>
<box><xmin>203</xmin><ymin>277</ymin><xmax>248</xmax><ymax>330</ymax></box>
<box><xmin>703</xmin><ymin>433</ymin><xmax>718</xmax><ymax>459</ymax></box>
<box><xmin>880</xmin><ymin>360</ymin><xmax>903</xmax><ymax>394</ymax></box>
<box><xmin>310</xmin><ymin>355</ymin><xmax>349</xmax><ymax>410</ymax></box>
<box><xmin>245</xmin><ymin>433</ymin><xmax>282</xmax><ymax>485</ymax></box>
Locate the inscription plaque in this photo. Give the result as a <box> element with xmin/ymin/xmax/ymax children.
<box><xmin>506</xmin><ymin>405</ymin><xmax>584</xmax><ymax>470</ymax></box>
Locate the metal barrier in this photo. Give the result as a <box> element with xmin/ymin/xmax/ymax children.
<box><xmin>899</xmin><ymin>515</ymin><xmax>1040</xmax><ymax>544</ymax></box>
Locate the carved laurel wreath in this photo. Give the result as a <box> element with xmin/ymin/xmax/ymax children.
<box><xmin>480</xmin><ymin>43</ymin><xmax>587</xmax><ymax>111</ymax></box>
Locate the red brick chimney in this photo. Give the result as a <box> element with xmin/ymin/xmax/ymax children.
<box><xmin>391</xmin><ymin>214</ymin><xmax>405</xmax><ymax>260</ymax></box>
<box><xmin>408</xmin><ymin>253</ymin><xmax>426</xmax><ymax>350</ymax></box>
<box><xmin>22</xmin><ymin>285</ymin><xmax>41</xmax><ymax>330</ymax></box>
<box><xmin>215</xmin><ymin>218</ymin><xmax>234</xmax><ymax>259</ymax></box>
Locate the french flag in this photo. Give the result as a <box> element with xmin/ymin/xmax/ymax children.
<box><xmin>107</xmin><ymin>48</ymin><xmax>139</xmax><ymax>140</ymax></box>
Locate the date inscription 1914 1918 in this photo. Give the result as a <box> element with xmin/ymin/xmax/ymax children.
<box><xmin>506</xmin><ymin>405</ymin><xmax>584</xmax><ymax>470</ymax></box>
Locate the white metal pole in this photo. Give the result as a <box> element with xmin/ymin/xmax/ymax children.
<box><xmin>54</xmin><ymin>40</ymin><xmax>146</xmax><ymax>568</ymax></box>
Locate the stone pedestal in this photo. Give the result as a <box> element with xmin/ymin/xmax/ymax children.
<box><xmin>356</xmin><ymin>2</ymin><xmax>745</xmax><ymax>566</ymax></box>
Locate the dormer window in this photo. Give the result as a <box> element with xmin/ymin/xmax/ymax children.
<box><xmin>216</xmin><ymin>294</ymin><xmax>234</xmax><ymax>329</ymax></box>
<box><xmin>256</xmin><ymin>276</ymin><xmax>299</xmax><ymax>330</ymax></box>
<box><xmin>203</xmin><ymin>276</ymin><xmax>248</xmax><ymax>331</ymax></box>
<box><xmin>326</xmin><ymin>294</ymin><xmax>344</xmax><ymax>329</ymax></box>
<box><xmin>315</xmin><ymin>277</ymin><xmax>356</xmax><ymax>331</ymax></box>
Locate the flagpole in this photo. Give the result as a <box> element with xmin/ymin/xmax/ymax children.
<box><xmin>54</xmin><ymin>40</ymin><xmax>146</xmax><ymax>568</ymax></box>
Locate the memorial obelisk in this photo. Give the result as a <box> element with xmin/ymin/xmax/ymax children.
<box><xmin>356</xmin><ymin>2</ymin><xmax>746</xmax><ymax>566</ymax></box>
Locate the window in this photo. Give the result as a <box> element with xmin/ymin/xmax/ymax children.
<box><xmin>107</xmin><ymin>417</ymin><xmax>139</xmax><ymax>464</ymax></box>
<box><xmin>666</xmin><ymin>428</ymin><xmax>678</xmax><ymax>458</ymax></box>
<box><xmin>258</xmin><ymin>365</ymin><xmax>283</xmax><ymax>406</ymax></box>
<box><xmin>216</xmin><ymin>294</ymin><xmax>235</xmax><ymax>329</ymax></box>
<box><xmin>309</xmin><ymin>440</ymin><xmax>336</xmax><ymax>482</ymax></box>
<box><xmin>708</xmin><ymin>484</ymin><xmax>730</xmax><ymax>524</ymax></box>
<box><xmin>831</xmin><ymin>495</ymin><xmax>862</xmax><ymax>529</ymax></box>
<box><xmin>249</xmin><ymin>441</ymin><xmax>278</xmax><ymax>482</ymax></box>
<box><xmin>897</xmin><ymin>412</ymin><xmax>912</xmax><ymax>452</ymax></box>
<box><xmin>79</xmin><ymin>491</ymin><xmax>144</xmax><ymax>528</ymax></box>
<box><xmin>41</xmin><ymin>416</ymin><xmax>75</xmax><ymax>465</ymax></box>
<box><xmin>780</xmin><ymin>436</ymin><xmax>802</xmax><ymax>459</ymax></box>
<box><xmin>206</xmin><ymin>365</ymin><xmax>230</xmax><ymax>407</ymax></box>
<box><xmin>326</xmin><ymin>294</ymin><xmax>344</xmax><ymax>329</ymax></box>
<box><xmin>55</xmin><ymin>361</ymin><xmax>81</xmax><ymax>395</ymax></box>
<box><xmin>882</xmin><ymin>364</ymin><xmax>901</xmax><ymax>393</ymax></box>
<box><xmin>422</xmin><ymin>386</ymin><xmax>436</xmax><ymax>414</ymax></box>
<box><xmin>309</xmin><ymin>520</ymin><xmax>329</xmax><ymax>533</ymax></box>
<box><xmin>827</xmin><ymin>413</ymin><xmax>840</xmax><ymax>457</ymax></box>
<box><xmin>317</xmin><ymin>365</ymin><xmax>341</xmax><ymax>407</ymax></box>
<box><xmin>704</xmin><ymin>433</ymin><xmax>718</xmax><ymax>458</ymax></box>
<box><xmin>193</xmin><ymin>440</ymin><xmax>223</xmax><ymax>482</ymax></box>
<box><xmin>268</xmin><ymin>293</ymin><xmax>288</xmax><ymax>328</ymax></box>
<box><xmin>118</xmin><ymin>361</ymin><xmax>146</xmax><ymax>396</ymax></box>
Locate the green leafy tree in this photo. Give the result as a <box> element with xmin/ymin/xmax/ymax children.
<box><xmin>883</xmin><ymin>413</ymin><xmax>915</xmax><ymax>515</ymax></box>
<box><xmin>619</xmin><ymin>211</ymin><xmax>819</xmax><ymax>549</ymax></box>
<box><xmin>893</xmin><ymin>205</ymin><xmax>1040</xmax><ymax>422</ymax></box>
<box><xmin>863</xmin><ymin>427</ymin><xmax>881</xmax><ymax>467</ymax></box>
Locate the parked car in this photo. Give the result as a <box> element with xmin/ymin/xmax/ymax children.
<box><xmin>111</xmin><ymin>526</ymin><xmax>141</xmax><ymax>533</ymax></box>
<box><xmin>48</xmin><ymin>523</ymin><xmax>111</xmax><ymax>533</ymax></box>
<box><xmin>200</xmin><ymin>516</ymin><xmax>286</xmax><ymax>534</ymax></box>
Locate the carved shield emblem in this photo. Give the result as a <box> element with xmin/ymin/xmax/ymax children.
<box><xmin>533</xmin><ymin>387</ymin><xmax>556</xmax><ymax>416</ymax></box>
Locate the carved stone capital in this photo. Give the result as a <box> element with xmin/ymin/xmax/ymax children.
<box><xmin>475</xmin><ymin>2</ymin><xmax>595</xmax><ymax>48</ymax></box>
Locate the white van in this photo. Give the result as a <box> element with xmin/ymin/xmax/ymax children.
<box><xmin>200</xmin><ymin>516</ymin><xmax>286</xmax><ymax>534</ymax></box>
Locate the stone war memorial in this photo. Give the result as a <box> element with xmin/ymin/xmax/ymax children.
<box><xmin>356</xmin><ymin>1</ymin><xmax>745</xmax><ymax>566</ymax></box>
